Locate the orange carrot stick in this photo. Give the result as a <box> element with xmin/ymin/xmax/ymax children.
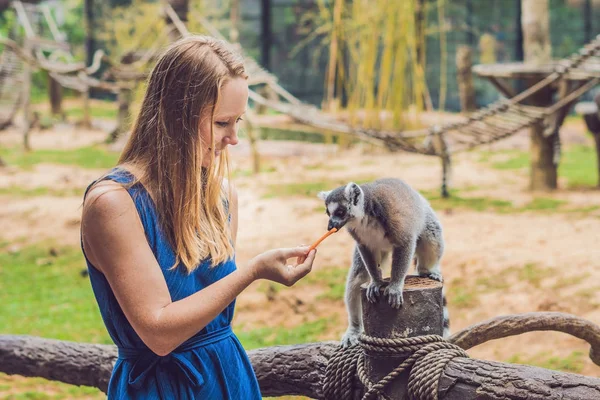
<box><xmin>308</xmin><ymin>227</ymin><xmax>338</xmax><ymax>252</ymax></box>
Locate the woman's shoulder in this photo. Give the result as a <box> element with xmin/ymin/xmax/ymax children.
<box><xmin>83</xmin><ymin>180</ymin><xmax>135</xmax><ymax>223</ymax></box>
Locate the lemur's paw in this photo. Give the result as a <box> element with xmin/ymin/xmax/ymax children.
<box><xmin>340</xmin><ymin>329</ymin><xmax>361</xmax><ymax>348</ymax></box>
<box><xmin>420</xmin><ymin>271</ymin><xmax>443</xmax><ymax>282</ymax></box>
<box><xmin>366</xmin><ymin>281</ymin><xmax>384</xmax><ymax>303</ymax></box>
<box><xmin>384</xmin><ymin>284</ymin><xmax>404</xmax><ymax>309</ymax></box>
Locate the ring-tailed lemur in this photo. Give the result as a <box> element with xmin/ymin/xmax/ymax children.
<box><xmin>317</xmin><ymin>178</ymin><xmax>449</xmax><ymax>347</ymax></box>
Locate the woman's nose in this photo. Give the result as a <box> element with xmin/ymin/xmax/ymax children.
<box><xmin>224</xmin><ymin>130</ymin><xmax>239</xmax><ymax>146</ymax></box>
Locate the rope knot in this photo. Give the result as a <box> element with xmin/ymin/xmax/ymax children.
<box><xmin>323</xmin><ymin>334</ymin><xmax>468</xmax><ymax>400</ymax></box>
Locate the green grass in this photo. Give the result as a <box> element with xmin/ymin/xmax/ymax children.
<box><xmin>264</xmin><ymin>177</ymin><xmax>376</xmax><ymax>199</ymax></box>
<box><xmin>0</xmin><ymin>146</ymin><xmax>118</xmax><ymax>171</ymax></box>
<box><xmin>517</xmin><ymin>263</ymin><xmax>554</xmax><ymax>288</ymax></box>
<box><xmin>480</xmin><ymin>145</ymin><xmax>599</xmax><ymax>188</ymax></box>
<box><xmin>0</xmin><ymin>243</ymin><xmax>110</xmax><ymax>344</ymax></box>
<box><xmin>423</xmin><ymin>189</ymin><xmax>514</xmax><ymax>213</ymax></box>
<box><xmin>64</xmin><ymin>105</ymin><xmax>118</xmax><ymax>120</ymax></box>
<box><xmin>422</xmin><ymin>189</ymin><xmax>595</xmax><ymax>215</ymax></box>
<box><xmin>302</xmin><ymin>266</ymin><xmax>348</xmax><ymax>301</ymax></box>
<box><xmin>0</xmin><ymin>186</ymin><xmax>83</xmax><ymax>198</ymax></box>
<box><xmin>450</xmin><ymin>262</ymin><xmax>557</xmax><ymax>310</ymax></box>
<box><xmin>0</xmin><ymin>243</ymin><xmax>110</xmax><ymax>398</ymax></box>
<box><xmin>236</xmin><ymin>318</ymin><xmax>333</xmax><ymax>350</ymax></box>
<box><xmin>507</xmin><ymin>351</ymin><xmax>585</xmax><ymax>373</ymax></box>
<box><xmin>522</xmin><ymin>197</ymin><xmax>567</xmax><ymax>211</ymax></box>
<box><xmin>447</xmin><ymin>283</ymin><xmax>480</xmax><ymax>309</ymax></box>
<box><xmin>560</xmin><ymin>145</ymin><xmax>599</xmax><ymax>188</ymax></box>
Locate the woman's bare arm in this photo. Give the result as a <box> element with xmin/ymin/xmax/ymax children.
<box><xmin>81</xmin><ymin>181</ymin><xmax>314</xmax><ymax>356</ymax></box>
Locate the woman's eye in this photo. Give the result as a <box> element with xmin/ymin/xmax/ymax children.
<box><xmin>216</xmin><ymin>122</ymin><xmax>228</xmax><ymax>127</ymax></box>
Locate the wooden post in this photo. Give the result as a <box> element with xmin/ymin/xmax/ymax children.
<box><xmin>81</xmin><ymin>85</ymin><xmax>92</xmax><ymax>129</ymax></box>
<box><xmin>47</xmin><ymin>72</ymin><xmax>63</xmax><ymax>120</ymax></box>
<box><xmin>107</xmin><ymin>86</ymin><xmax>133</xmax><ymax>143</ymax></box>
<box><xmin>243</xmin><ymin>116</ymin><xmax>261</xmax><ymax>174</ymax></box>
<box><xmin>522</xmin><ymin>0</ymin><xmax>556</xmax><ymax>191</ymax></box>
<box><xmin>21</xmin><ymin>39</ymin><xmax>32</xmax><ymax>152</ymax></box>
<box><xmin>456</xmin><ymin>46</ymin><xmax>476</xmax><ymax>113</ymax></box>
<box><xmin>324</xmin><ymin>0</ymin><xmax>342</xmax><ymax>112</ymax></box>
<box><xmin>361</xmin><ymin>276</ymin><xmax>444</xmax><ymax>399</ymax></box>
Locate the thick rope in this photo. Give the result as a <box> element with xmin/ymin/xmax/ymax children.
<box><xmin>324</xmin><ymin>335</ymin><xmax>469</xmax><ymax>400</ymax></box>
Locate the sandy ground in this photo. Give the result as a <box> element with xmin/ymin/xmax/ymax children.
<box><xmin>1</xmin><ymin>118</ymin><xmax>600</xmax><ymax>397</ymax></box>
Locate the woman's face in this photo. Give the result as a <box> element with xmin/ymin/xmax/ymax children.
<box><xmin>199</xmin><ymin>77</ymin><xmax>248</xmax><ymax>167</ymax></box>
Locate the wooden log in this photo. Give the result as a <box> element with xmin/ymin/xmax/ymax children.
<box><xmin>3</xmin><ymin>333</ymin><xmax>600</xmax><ymax>399</ymax></box>
<box><xmin>456</xmin><ymin>46</ymin><xmax>476</xmax><ymax>113</ymax></box>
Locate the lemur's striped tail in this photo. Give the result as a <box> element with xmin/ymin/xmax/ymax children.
<box><xmin>442</xmin><ymin>285</ymin><xmax>451</xmax><ymax>338</ymax></box>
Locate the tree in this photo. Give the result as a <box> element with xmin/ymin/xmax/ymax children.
<box><xmin>521</xmin><ymin>0</ymin><xmax>555</xmax><ymax>191</ymax></box>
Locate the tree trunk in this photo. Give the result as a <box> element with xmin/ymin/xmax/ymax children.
<box><xmin>166</xmin><ymin>0</ymin><xmax>189</xmax><ymax>42</ymax></box>
<box><xmin>456</xmin><ymin>46</ymin><xmax>476</xmax><ymax>113</ymax></box>
<box><xmin>22</xmin><ymin>40</ymin><xmax>32</xmax><ymax>151</ymax></box>
<box><xmin>230</xmin><ymin>0</ymin><xmax>239</xmax><ymax>43</ymax></box>
<box><xmin>324</xmin><ymin>0</ymin><xmax>342</xmax><ymax>112</ymax></box>
<box><xmin>261</xmin><ymin>0</ymin><xmax>271</xmax><ymax>70</ymax></box>
<box><xmin>522</xmin><ymin>0</ymin><xmax>556</xmax><ymax>191</ymax></box>
<box><xmin>529</xmin><ymin>85</ymin><xmax>556</xmax><ymax>191</ymax></box>
<box><xmin>84</xmin><ymin>0</ymin><xmax>95</xmax><ymax>71</ymax></box>
<box><xmin>48</xmin><ymin>72</ymin><xmax>63</xmax><ymax>119</ymax></box>
<box><xmin>107</xmin><ymin>87</ymin><xmax>133</xmax><ymax>143</ymax></box>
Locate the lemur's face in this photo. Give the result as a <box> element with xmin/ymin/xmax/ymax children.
<box><xmin>317</xmin><ymin>182</ymin><xmax>364</xmax><ymax>231</ymax></box>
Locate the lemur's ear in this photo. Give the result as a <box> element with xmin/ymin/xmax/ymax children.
<box><xmin>317</xmin><ymin>190</ymin><xmax>331</xmax><ymax>201</ymax></box>
<box><xmin>344</xmin><ymin>182</ymin><xmax>363</xmax><ymax>206</ymax></box>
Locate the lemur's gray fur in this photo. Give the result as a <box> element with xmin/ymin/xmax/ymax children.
<box><xmin>317</xmin><ymin>178</ymin><xmax>449</xmax><ymax>348</ymax></box>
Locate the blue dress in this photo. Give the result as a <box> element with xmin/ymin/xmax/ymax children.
<box><xmin>81</xmin><ymin>168</ymin><xmax>262</xmax><ymax>399</ymax></box>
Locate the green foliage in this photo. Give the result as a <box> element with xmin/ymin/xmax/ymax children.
<box><xmin>0</xmin><ymin>146</ymin><xmax>118</xmax><ymax>170</ymax></box>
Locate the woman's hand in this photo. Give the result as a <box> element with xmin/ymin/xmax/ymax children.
<box><xmin>249</xmin><ymin>246</ymin><xmax>316</xmax><ymax>286</ymax></box>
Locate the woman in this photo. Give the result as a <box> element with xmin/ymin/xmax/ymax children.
<box><xmin>80</xmin><ymin>35</ymin><xmax>317</xmax><ymax>399</ymax></box>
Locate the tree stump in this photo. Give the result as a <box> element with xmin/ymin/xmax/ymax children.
<box><xmin>361</xmin><ymin>275</ymin><xmax>444</xmax><ymax>400</ymax></box>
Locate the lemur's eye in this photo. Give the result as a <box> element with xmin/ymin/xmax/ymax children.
<box><xmin>335</xmin><ymin>209</ymin><xmax>346</xmax><ymax>217</ymax></box>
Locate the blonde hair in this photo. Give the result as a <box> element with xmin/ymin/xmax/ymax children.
<box><xmin>116</xmin><ymin>35</ymin><xmax>247</xmax><ymax>272</ymax></box>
